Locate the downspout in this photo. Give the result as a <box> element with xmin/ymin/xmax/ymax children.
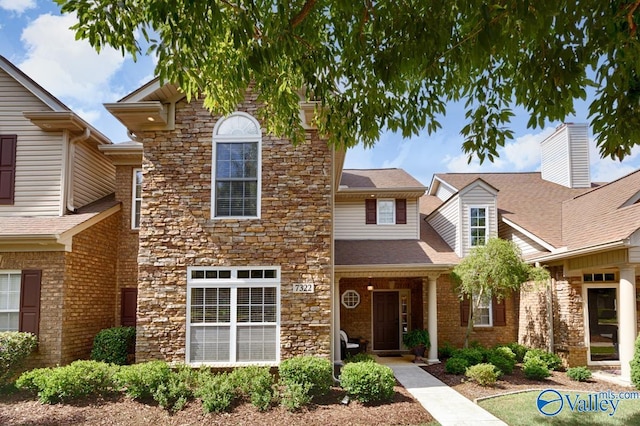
<box><xmin>66</xmin><ymin>128</ymin><xmax>90</xmax><ymax>213</ymax></box>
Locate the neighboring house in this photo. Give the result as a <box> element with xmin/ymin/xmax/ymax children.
<box><xmin>0</xmin><ymin>56</ymin><xmax>121</xmax><ymax>366</ymax></box>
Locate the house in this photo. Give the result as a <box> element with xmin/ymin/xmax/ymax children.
<box><xmin>0</xmin><ymin>56</ymin><xmax>122</xmax><ymax>366</ymax></box>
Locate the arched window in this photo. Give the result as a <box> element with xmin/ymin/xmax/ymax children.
<box><xmin>212</xmin><ymin>112</ymin><xmax>261</xmax><ymax>218</ymax></box>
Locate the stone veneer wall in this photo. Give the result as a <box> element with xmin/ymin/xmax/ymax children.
<box><xmin>518</xmin><ymin>281</ymin><xmax>552</xmax><ymax>350</ymax></box>
<box><xmin>551</xmin><ymin>273</ymin><xmax>587</xmax><ymax>367</ymax></box>
<box><xmin>114</xmin><ymin>165</ymin><xmax>140</xmax><ymax>325</ymax></box>
<box><xmin>437</xmin><ymin>274</ymin><xmax>519</xmax><ymax>348</ymax></box>
<box><xmin>60</xmin><ymin>212</ymin><xmax>119</xmax><ymax>364</ymax></box>
<box><xmin>0</xmin><ymin>251</ymin><xmax>65</xmax><ymax>367</ymax></box>
<box><xmin>135</xmin><ymin>92</ymin><xmax>333</xmax><ymax>363</ymax></box>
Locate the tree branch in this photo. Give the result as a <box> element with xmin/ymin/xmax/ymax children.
<box><xmin>290</xmin><ymin>0</ymin><xmax>318</xmax><ymax>28</ymax></box>
<box><xmin>626</xmin><ymin>0</ymin><xmax>640</xmax><ymax>37</ymax></box>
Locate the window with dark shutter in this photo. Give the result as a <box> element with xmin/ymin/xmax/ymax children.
<box><xmin>19</xmin><ymin>270</ymin><xmax>41</xmax><ymax>335</ymax></box>
<box><xmin>395</xmin><ymin>199</ymin><xmax>407</xmax><ymax>224</ymax></box>
<box><xmin>0</xmin><ymin>135</ymin><xmax>17</xmax><ymax>205</ymax></box>
<box><xmin>492</xmin><ymin>297</ymin><xmax>506</xmax><ymax>326</ymax></box>
<box><xmin>365</xmin><ymin>199</ymin><xmax>376</xmax><ymax>224</ymax></box>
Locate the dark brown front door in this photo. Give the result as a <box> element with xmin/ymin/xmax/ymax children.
<box><xmin>373</xmin><ymin>291</ymin><xmax>400</xmax><ymax>350</ymax></box>
<box><xmin>121</xmin><ymin>288</ymin><xmax>138</xmax><ymax>327</ymax></box>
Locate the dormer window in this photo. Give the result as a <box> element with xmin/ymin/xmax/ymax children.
<box><xmin>365</xmin><ymin>198</ymin><xmax>406</xmax><ymax>225</ymax></box>
<box><xmin>469</xmin><ymin>206</ymin><xmax>487</xmax><ymax>246</ymax></box>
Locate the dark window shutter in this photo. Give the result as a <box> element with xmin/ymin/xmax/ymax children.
<box><xmin>0</xmin><ymin>135</ymin><xmax>17</xmax><ymax>205</ymax></box>
<box><xmin>492</xmin><ymin>297</ymin><xmax>506</xmax><ymax>326</ymax></box>
<box><xmin>460</xmin><ymin>296</ymin><xmax>470</xmax><ymax>326</ymax></box>
<box><xmin>365</xmin><ymin>199</ymin><xmax>377</xmax><ymax>224</ymax></box>
<box><xmin>395</xmin><ymin>199</ymin><xmax>407</xmax><ymax>224</ymax></box>
<box><xmin>121</xmin><ymin>288</ymin><xmax>138</xmax><ymax>326</ymax></box>
<box><xmin>19</xmin><ymin>270</ymin><xmax>41</xmax><ymax>335</ymax></box>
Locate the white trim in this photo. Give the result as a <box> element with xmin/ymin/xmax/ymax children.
<box><xmin>501</xmin><ymin>217</ymin><xmax>556</xmax><ymax>252</ymax></box>
<box><xmin>131</xmin><ymin>169</ymin><xmax>142</xmax><ymax>229</ymax></box>
<box><xmin>472</xmin><ymin>291</ymin><xmax>493</xmax><ymax>327</ymax></box>
<box><xmin>468</xmin><ymin>205</ymin><xmax>489</xmax><ymax>248</ymax></box>
<box><xmin>582</xmin><ymin>282</ymin><xmax>620</xmax><ymax>367</ymax></box>
<box><xmin>0</xmin><ymin>270</ymin><xmax>22</xmax><ymax>332</ymax></box>
<box><xmin>341</xmin><ymin>290</ymin><xmax>360</xmax><ymax>309</ymax></box>
<box><xmin>211</xmin><ymin>112</ymin><xmax>262</xmax><ymax>219</ymax></box>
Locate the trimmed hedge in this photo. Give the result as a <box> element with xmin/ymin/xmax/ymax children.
<box><xmin>0</xmin><ymin>331</ymin><xmax>38</xmax><ymax>386</ymax></box>
<box><xmin>631</xmin><ymin>334</ymin><xmax>640</xmax><ymax>389</ymax></box>
<box><xmin>340</xmin><ymin>362</ymin><xmax>395</xmax><ymax>403</ymax></box>
<box><xmin>279</xmin><ymin>356</ymin><xmax>333</xmax><ymax>397</ymax></box>
<box><xmin>91</xmin><ymin>326</ymin><xmax>136</xmax><ymax>365</ymax></box>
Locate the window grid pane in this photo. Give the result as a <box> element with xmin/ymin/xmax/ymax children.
<box><xmin>473</xmin><ymin>292</ymin><xmax>491</xmax><ymax>326</ymax></box>
<box><xmin>377</xmin><ymin>200</ymin><xmax>394</xmax><ymax>224</ymax></box>
<box><xmin>470</xmin><ymin>208</ymin><xmax>487</xmax><ymax>246</ymax></box>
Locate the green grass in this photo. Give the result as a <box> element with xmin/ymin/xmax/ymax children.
<box><xmin>478</xmin><ymin>390</ymin><xmax>640</xmax><ymax>425</ymax></box>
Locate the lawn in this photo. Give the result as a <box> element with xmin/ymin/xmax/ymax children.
<box><xmin>478</xmin><ymin>390</ymin><xmax>640</xmax><ymax>425</ymax></box>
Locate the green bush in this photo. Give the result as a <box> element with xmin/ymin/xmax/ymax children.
<box><xmin>229</xmin><ymin>366</ymin><xmax>274</xmax><ymax>411</ymax></box>
<box><xmin>523</xmin><ymin>349</ymin><xmax>562</xmax><ymax>371</ymax></box>
<box><xmin>15</xmin><ymin>360</ymin><xmax>116</xmax><ymax>404</ymax></box>
<box><xmin>438</xmin><ymin>342</ymin><xmax>456</xmax><ymax>360</ymax></box>
<box><xmin>444</xmin><ymin>357</ymin><xmax>469</xmax><ymax>375</ymax></box>
<box><xmin>113</xmin><ymin>360</ymin><xmax>172</xmax><ymax>400</ymax></box>
<box><xmin>340</xmin><ymin>362</ymin><xmax>395</xmax><ymax>403</ymax></box>
<box><xmin>465</xmin><ymin>363</ymin><xmax>501</xmax><ymax>386</ymax></box>
<box><xmin>91</xmin><ymin>326</ymin><xmax>136</xmax><ymax>365</ymax></box>
<box><xmin>506</xmin><ymin>342</ymin><xmax>529</xmax><ymax>363</ymax></box>
<box><xmin>522</xmin><ymin>357</ymin><xmax>551</xmax><ymax>380</ymax></box>
<box><xmin>152</xmin><ymin>365</ymin><xmax>194</xmax><ymax>413</ymax></box>
<box><xmin>278</xmin><ymin>356</ymin><xmax>333</xmax><ymax>397</ymax></box>
<box><xmin>493</xmin><ymin>346</ymin><xmax>516</xmax><ymax>362</ymax></box>
<box><xmin>632</xmin><ymin>334</ymin><xmax>640</xmax><ymax>389</ymax></box>
<box><xmin>453</xmin><ymin>348</ymin><xmax>484</xmax><ymax>366</ymax></box>
<box><xmin>345</xmin><ymin>352</ymin><xmax>375</xmax><ymax>363</ymax></box>
<box><xmin>196</xmin><ymin>372</ymin><xmax>235</xmax><ymax>413</ymax></box>
<box><xmin>487</xmin><ymin>350</ymin><xmax>516</xmax><ymax>375</ymax></box>
<box><xmin>0</xmin><ymin>331</ymin><xmax>38</xmax><ymax>386</ymax></box>
<box><xmin>566</xmin><ymin>366</ymin><xmax>592</xmax><ymax>382</ymax></box>
<box><xmin>279</xmin><ymin>381</ymin><xmax>312</xmax><ymax>412</ymax></box>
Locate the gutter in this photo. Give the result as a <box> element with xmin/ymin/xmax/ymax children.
<box><xmin>66</xmin><ymin>128</ymin><xmax>91</xmax><ymax>213</ymax></box>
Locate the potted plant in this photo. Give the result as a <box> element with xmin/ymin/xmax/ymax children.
<box><xmin>402</xmin><ymin>329</ymin><xmax>430</xmax><ymax>363</ymax></box>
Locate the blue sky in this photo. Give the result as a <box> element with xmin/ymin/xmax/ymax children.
<box><xmin>2</xmin><ymin>1</ymin><xmax>640</xmax><ymax>186</ymax></box>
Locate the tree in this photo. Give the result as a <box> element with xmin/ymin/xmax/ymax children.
<box><xmin>57</xmin><ymin>0</ymin><xmax>640</xmax><ymax>161</ymax></box>
<box><xmin>451</xmin><ymin>238</ymin><xmax>549</xmax><ymax>348</ymax></box>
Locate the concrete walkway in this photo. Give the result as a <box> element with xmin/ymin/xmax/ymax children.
<box><xmin>377</xmin><ymin>355</ymin><xmax>507</xmax><ymax>426</ymax></box>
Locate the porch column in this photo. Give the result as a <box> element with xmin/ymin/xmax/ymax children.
<box><xmin>619</xmin><ymin>266</ymin><xmax>637</xmax><ymax>382</ymax></box>
<box><xmin>333</xmin><ymin>275</ymin><xmax>342</xmax><ymax>365</ymax></box>
<box><xmin>426</xmin><ymin>274</ymin><xmax>440</xmax><ymax>363</ymax></box>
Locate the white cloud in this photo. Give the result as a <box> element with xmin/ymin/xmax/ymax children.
<box><xmin>0</xmin><ymin>0</ymin><xmax>36</xmax><ymax>14</ymax></box>
<box><xmin>19</xmin><ymin>13</ymin><xmax>125</xmax><ymax>102</ymax></box>
<box><xmin>502</xmin><ymin>127</ymin><xmax>555</xmax><ymax>171</ymax></box>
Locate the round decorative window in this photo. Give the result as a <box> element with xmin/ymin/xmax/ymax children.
<box><xmin>341</xmin><ymin>290</ymin><xmax>360</xmax><ymax>309</ymax></box>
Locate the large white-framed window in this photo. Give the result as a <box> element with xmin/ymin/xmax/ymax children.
<box><xmin>212</xmin><ymin>112</ymin><xmax>261</xmax><ymax>218</ymax></box>
<box><xmin>472</xmin><ymin>291</ymin><xmax>492</xmax><ymax>326</ymax></box>
<box><xmin>469</xmin><ymin>206</ymin><xmax>488</xmax><ymax>247</ymax></box>
<box><xmin>132</xmin><ymin>169</ymin><xmax>142</xmax><ymax>229</ymax></box>
<box><xmin>377</xmin><ymin>199</ymin><xmax>395</xmax><ymax>225</ymax></box>
<box><xmin>0</xmin><ymin>271</ymin><xmax>21</xmax><ymax>331</ymax></box>
<box><xmin>186</xmin><ymin>266</ymin><xmax>280</xmax><ymax>365</ymax></box>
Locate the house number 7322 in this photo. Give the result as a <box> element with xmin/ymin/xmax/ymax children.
<box><xmin>292</xmin><ymin>283</ymin><xmax>314</xmax><ymax>293</ymax></box>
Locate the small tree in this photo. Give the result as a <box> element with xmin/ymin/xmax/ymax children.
<box><xmin>451</xmin><ymin>238</ymin><xmax>549</xmax><ymax>348</ymax></box>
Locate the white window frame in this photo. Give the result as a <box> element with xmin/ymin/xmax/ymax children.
<box><xmin>0</xmin><ymin>270</ymin><xmax>21</xmax><ymax>332</ymax></box>
<box><xmin>211</xmin><ymin>112</ymin><xmax>262</xmax><ymax>219</ymax></box>
<box><xmin>472</xmin><ymin>290</ymin><xmax>492</xmax><ymax>327</ymax></box>
<box><xmin>341</xmin><ymin>290</ymin><xmax>360</xmax><ymax>309</ymax></box>
<box><xmin>186</xmin><ymin>266</ymin><xmax>280</xmax><ymax>366</ymax></box>
<box><xmin>377</xmin><ymin>199</ymin><xmax>395</xmax><ymax>225</ymax></box>
<box><xmin>469</xmin><ymin>206</ymin><xmax>489</xmax><ymax>247</ymax></box>
<box><xmin>131</xmin><ymin>168</ymin><xmax>142</xmax><ymax>229</ymax></box>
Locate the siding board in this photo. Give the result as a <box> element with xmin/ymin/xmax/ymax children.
<box><xmin>335</xmin><ymin>199</ymin><xmax>419</xmax><ymax>239</ymax></box>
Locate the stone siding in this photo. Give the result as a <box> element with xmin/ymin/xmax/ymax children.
<box><xmin>135</xmin><ymin>92</ymin><xmax>333</xmax><ymax>363</ymax></box>
<box><xmin>518</xmin><ymin>281</ymin><xmax>552</xmax><ymax>350</ymax></box>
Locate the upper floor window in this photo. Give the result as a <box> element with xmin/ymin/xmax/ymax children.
<box><xmin>132</xmin><ymin>169</ymin><xmax>142</xmax><ymax>229</ymax></box>
<box><xmin>212</xmin><ymin>113</ymin><xmax>261</xmax><ymax>218</ymax></box>
<box><xmin>0</xmin><ymin>135</ymin><xmax>17</xmax><ymax>205</ymax></box>
<box><xmin>469</xmin><ymin>207</ymin><xmax>487</xmax><ymax>246</ymax></box>
<box><xmin>365</xmin><ymin>198</ymin><xmax>406</xmax><ymax>225</ymax></box>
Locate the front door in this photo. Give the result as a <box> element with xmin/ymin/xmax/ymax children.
<box><xmin>587</xmin><ymin>287</ymin><xmax>619</xmax><ymax>362</ymax></box>
<box><xmin>373</xmin><ymin>291</ymin><xmax>400</xmax><ymax>351</ymax></box>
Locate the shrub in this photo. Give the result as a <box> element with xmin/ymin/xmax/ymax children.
<box><xmin>0</xmin><ymin>331</ymin><xmax>38</xmax><ymax>386</ymax></box>
<box><xmin>453</xmin><ymin>348</ymin><xmax>484</xmax><ymax>366</ymax></box>
<box><xmin>493</xmin><ymin>346</ymin><xmax>516</xmax><ymax>362</ymax></box>
<box><xmin>444</xmin><ymin>357</ymin><xmax>469</xmax><ymax>375</ymax></box>
<box><xmin>279</xmin><ymin>356</ymin><xmax>333</xmax><ymax>397</ymax></box>
<box><xmin>113</xmin><ymin>360</ymin><xmax>172</xmax><ymax>400</ymax></box>
<box><xmin>506</xmin><ymin>342</ymin><xmax>529</xmax><ymax>363</ymax></box>
<box><xmin>339</xmin><ymin>362</ymin><xmax>395</xmax><ymax>403</ymax></box>
<box><xmin>91</xmin><ymin>326</ymin><xmax>136</xmax><ymax>365</ymax></box>
<box><xmin>15</xmin><ymin>360</ymin><xmax>116</xmax><ymax>404</ymax></box>
<box><xmin>465</xmin><ymin>363</ymin><xmax>501</xmax><ymax>386</ymax></box>
<box><xmin>567</xmin><ymin>366</ymin><xmax>592</xmax><ymax>382</ymax></box>
<box><xmin>279</xmin><ymin>381</ymin><xmax>312</xmax><ymax>412</ymax></box>
<box><xmin>522</xmin><ymin>357</ymin><xmax>551</xmax><ymax>380</ymax></box>
<box><xmin>632</xmin><ymin>334</ymin><xmax>640</xmax><ymax>389</ymax></box>
<box><xmin>152</xmin><ymin>365</ymin><xmax>194</xmax><ymax>413</ymax></box>
<box><xmin>438</xmin><ymin>342</ymin><xmax>456</xmax><ymax>360</ymax></box>
<box><xmin>345</xmin><ymin>352</ymin><xmax>375</xmax><ymax>363</ymax></box>
<box><xmin>487</xmin><ymin>351</ymin><xmax>515</xmax><ymax>375</ymax></box>
<box><xmin>229</xmin><ymin>366</ymin><xmax>274</xmax><ymax>411</ymax></box>
<box><xmin>523</xmin><ymin>349</ymin><xmax>562</xmax><ymax>371</ymax></box>
<box><xmin>196</xmin><ymin>372</ymin><xmax>235</xmax><ymax>413</ymax></box>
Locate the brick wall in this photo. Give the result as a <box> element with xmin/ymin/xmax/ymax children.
<box><xmin>437</xmin><ymin>274</ymin><xmax>519</xmax><ymax>348</ymax></box>
<box><xmin>135</xmin><ymin>92</ymin><xmax>333</xmax><ymax>363</ymax></box>
<box><xmin>60</xmin><ymin>212</ymin><xmax>119</xmax><ymax>364</ymax></box>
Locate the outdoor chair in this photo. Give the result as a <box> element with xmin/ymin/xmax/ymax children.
<box><xmin>339</xmin><ymin>329</ymin><xmax>367</xmax><ymax>360</ymax></box>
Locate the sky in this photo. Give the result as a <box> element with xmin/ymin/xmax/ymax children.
<box><xmin>2</xmin><ymin>1</ymin><xmax>640</xmax><ymax>186</ymax></box>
